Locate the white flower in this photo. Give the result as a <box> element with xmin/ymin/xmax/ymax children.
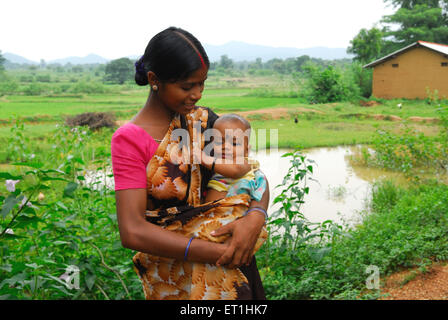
<box><xmin>397</xmin><ymin>103</ymin><xmax>402</xmax><ymax>108</ymax></box>
<box><xmin>30</xmin><ymin>154</ymin><xmax>35</xmax><ymax>159</ymax></box>
<box><xmin>5</xmin><ymin>228</ymin><xmax>14</xmax><ymax>235</ymax></box>
<box><xmin>5</xmin><ymin>180</ymin><xmax>20</xmax><ymax>192</ymax></box>
<box><xmin>82</xmin><ymin>131</ymin><xmax>87</xmax><ymax>135</ymax></box>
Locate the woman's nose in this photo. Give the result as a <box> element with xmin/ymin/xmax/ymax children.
<box><xmin>190</xmin><ymin>85</ymin><xmax>203</xmax><ymax>101</ymax></box>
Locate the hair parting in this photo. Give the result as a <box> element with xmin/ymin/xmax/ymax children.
<box><xmin>134</xmin><ymin>27</ymin><xmax>209</xmax><ymax>86</ymax></box>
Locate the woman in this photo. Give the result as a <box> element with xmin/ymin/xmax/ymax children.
<box><xmin>111</xmin><ymin>27</ymin><xmax>269</xmax><ymax>300</ymax></box>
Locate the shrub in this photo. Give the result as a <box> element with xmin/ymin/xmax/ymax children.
<box><xmin>65</xmin><ymin>112</ymin><xmax>116</xmax><ymax>130</ymax></box>
<box><xmin>0</xmin><ymin>80</ymin><xmax>19</xmax><ymax>95</ymax></box>
<box><xmin>351</xmin><ymin>62</ymin><xmax>372</xmax><ymax>98</ymax></box>
<box><xmin>36</xmin><ymin>74</ymin><xmax>51</xmax><ymax>83</ymax></box>
<box><xmin>23</xmin><ymin>82</ymin><xmax>45</xmax><ymax>96</ymax></box>
<box><xmin>69</xmin><ymin>81</ymin><xmax>108</xmax><ymax>94</ymax></box>
<box><xmin>300</xmin><ymin>64</ymin><xmax>359</xmax><ymax>103</ymax></box>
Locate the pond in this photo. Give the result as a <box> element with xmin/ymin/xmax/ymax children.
<box><xmin>251</xmin><ymin>145</ymin><xmax>408</xmax><ymax>226</ymax></box>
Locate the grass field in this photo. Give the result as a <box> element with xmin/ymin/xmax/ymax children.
<box><xmin>0</xmin><ymin>74</ymin><xmax>443</xmax><ymax>154</ymax></box>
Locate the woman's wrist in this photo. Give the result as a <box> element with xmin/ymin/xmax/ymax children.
<box><xmin>244</xmin><ymin>208</ymin><xmax>266</xmax><ymax>227</ymax></box>
<box><xmin>187</xmin><ymin>238</ymin><xmax>226</xmax><ymax>264</ymax></box>
<box><xmin>244</xmin><ymin>207</ymin><xmax>268</xmax><ymax>225</ymax></box>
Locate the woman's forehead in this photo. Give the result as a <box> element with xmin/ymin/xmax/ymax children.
<box><xmin>182</xmin><ymin>68</ymin><xmax>208</xmax><ymax>83</ymax></box>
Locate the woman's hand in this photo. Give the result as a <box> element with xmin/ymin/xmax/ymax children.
<box><xmin>212</xmin><ymin>211</ymin><xmax>265</xmax><ymax>268</ymax></box>
<box><xmin>212</xmin><ymin>171</ymin><xmax>270</xmax><ymax>268</ymax></box>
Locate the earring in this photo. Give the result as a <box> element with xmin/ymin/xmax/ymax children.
<box><xmin>152</xmin><ymin>85</ymin><xmax>158</xmax><ymax>91</ymax></box>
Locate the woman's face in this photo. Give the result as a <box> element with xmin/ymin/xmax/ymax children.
<box><xmin>157</xmin><ymin>68</ymin><xmax>208</xmax><ymax>115</ymax></box>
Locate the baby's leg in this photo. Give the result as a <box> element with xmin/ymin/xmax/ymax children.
<box><xmin>204</xmin><ymin>188</ymin><xmax>228</xmax><ymax>203</ymax></box>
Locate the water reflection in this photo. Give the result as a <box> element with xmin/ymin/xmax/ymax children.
<box><xmin>251</xmin><ymin>146</ymin><xmax>394</xmax><ymax>226</ymax></box>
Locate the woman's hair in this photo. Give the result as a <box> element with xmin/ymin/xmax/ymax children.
<box><xmin>135</xmin><ymin>27</ymin><xmax>210</xmax><ymax>86</ymax></box>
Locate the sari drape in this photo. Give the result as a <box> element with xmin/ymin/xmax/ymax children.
<box><xmin>132</xmin><ymin>107</ymin><xmax>267</xmax><ymax>300</ymax></box>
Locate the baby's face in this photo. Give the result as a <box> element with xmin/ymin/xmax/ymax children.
<box><xmin>213</xmin><ymin>120</ymin><xmax>250</xmax><ymax>163</ymax></box>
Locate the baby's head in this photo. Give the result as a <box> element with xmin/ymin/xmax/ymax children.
<box><xmin>213</xmin><ymin>114</ymin><xmax>251</xmax><ymax>162</ymax></box>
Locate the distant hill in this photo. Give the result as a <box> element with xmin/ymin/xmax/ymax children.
<box><xmin>3</xmin><ymin>52</ymin><xmax>38</xmax><ymax>65</ymax></box>
<box><xmin>49</xmin><ymin>54</ymin><xmax>109</xmax><ymax>65</ymax></box>
<box><xmin>204</xmin><ymin>41</ymin><xmax>352</xmax><ymax>62</ymax></box>
<box><xmin>3</xmin><ymin>42</ymin><xmax>352</xmax><ymax>66</ymax></box>
<box><xmin>3</xmin><ymin>53</ymin><xmax>109</xmax><ymax>65</ymax></box>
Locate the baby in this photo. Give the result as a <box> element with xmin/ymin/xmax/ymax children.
<box><xmin>202</xmin><ymin>114</ymin><xmax>267</xmax><ymax>210</ymax></box>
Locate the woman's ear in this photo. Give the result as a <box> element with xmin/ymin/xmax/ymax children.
<box><xmin>147</xmin><ymin>71</ymin><xmax>159</xmax><ymax>88</ymax></box>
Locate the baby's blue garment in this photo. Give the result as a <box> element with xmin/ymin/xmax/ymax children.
<box><xmin>226</xmin><ymin>170</ymin><xmax>267</xmax><ymax>201</ymax></box>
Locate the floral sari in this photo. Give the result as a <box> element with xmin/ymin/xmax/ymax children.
<box><xmin>132</xmin><ymin>107</ymin><xmax>267</xmax><ymax>300</ymax></box>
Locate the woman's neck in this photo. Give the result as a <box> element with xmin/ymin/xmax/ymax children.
<box><xmin>131</xmin><ymin>92</ymin><xmax>174</xmax><ymax>138</ymax></box>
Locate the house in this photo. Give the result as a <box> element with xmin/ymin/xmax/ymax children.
<box><xmin>364</xmin><ymin>41</ymin><xmax>448</xmax><ymax>99</ymax></box>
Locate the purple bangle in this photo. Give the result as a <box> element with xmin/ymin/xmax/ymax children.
<box><xmin>184</xmin><ymin>236</ymin><xmax>195</xmax><ymax>261</ymax></box>
<box><xmin>245</xmin><ymin>207</ymin><xmax>268</xmax><ymax>224</ymax></box>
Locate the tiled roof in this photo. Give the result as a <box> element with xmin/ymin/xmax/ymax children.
<box><xmin>363</xmin><ymin>41</ymin><xmax>448</xmax><ymax>68</ymax></box>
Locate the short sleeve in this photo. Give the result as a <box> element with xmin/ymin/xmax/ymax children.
<box><xmin>111</xmin><ymin>124</ymin><xmax>158</xmax><ymax>191</ymax></box>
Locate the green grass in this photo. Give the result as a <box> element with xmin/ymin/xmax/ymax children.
<box><xmin>0</xmin><ymin>74</ymin><xmax>443</xmax><ymax>158</ymax></box>
<box><xmin>251</xmin><ymin>118</ymin><xmax>387</xmax><ymax>149</ymax></box>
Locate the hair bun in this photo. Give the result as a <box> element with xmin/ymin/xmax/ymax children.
<box><xmin>134</xmin><ymin>58</ymin><xmax>149</xmax><ymax>86</ymax></box>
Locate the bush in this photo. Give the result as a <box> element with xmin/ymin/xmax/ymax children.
<box><xmin>19</xmin><ymin>75</ymin><xmax>34</xmax><ymax>83</ymax></box>
<box><xmin>300</xmin><ymin>64</ymin><xmax>359</xmax><ymax>103</ymax></box>
<box><xmin>23</xmin><ymin>82</ymin><xmax>45</xmax><ymax>96</ymax></box>
<box><xmin>69</xmin><ymin>81</ymin><xmax>108</xmax><ymax>94</ymax></box>
<box><xmin>65</xmin><ymin>112</ymin><xmax>116</xmax><ymax>130</ymax></box>
<box><xmin>0</xmin><ymin>79</ymin><xmax>19</xmax><ymax>95</ymax></box>
<box><xmin>36</xmin><ymin>74</ymin><xmax>51</xmax><ymax>83</ymax></box>
<box><xmin>351</xmin><ymin>62</ymin><xmax>373</xmax><ymax>98</ymax></box>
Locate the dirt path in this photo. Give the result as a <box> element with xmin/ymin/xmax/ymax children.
<box><xmin>380</xmin><ymin>262</ymin><xmax>448</xmax><ymax>300</ymax></box>
<box><xmin>227</xmin><ymin>107</ymin><xmax>323</xmax><ymax>120</ymax></box>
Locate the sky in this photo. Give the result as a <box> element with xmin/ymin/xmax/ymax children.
<box><xmin>1</xmin><ymin>0</ymin><xmax>396</xmax><ymax>62</ymax></box>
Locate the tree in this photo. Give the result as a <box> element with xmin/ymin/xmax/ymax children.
<box><xmin>347</xmin><ymin>27</ymin><xmax>385</xmax><ymax>64</ymax></box>
<box><xmin>219</xmin><ymin>55</ymin><xmax>234</xmax><ymax>69</ymax></box>
<box><xmin>0</xmin><ymin>50</ymin><xmax>6</xmax><ymax>72</ymax></box>
<box><xmin>381</xmin><ymin>2</ymin><xmax>448</xmax><ymax>49</ymax></box>
<box><xmin>384</xmin><ymin>0</ymin><xmax>445</xmax><ymax>10</ymax></box>
<box><xmin>294</xmin><ymin>55</ymin><xmax>311</xmax><ymax>71</ymax></box>
<box><xmin>104</xmin><ymin>58</ymin><xmax>134</xmax><ymax>84</ymax></box>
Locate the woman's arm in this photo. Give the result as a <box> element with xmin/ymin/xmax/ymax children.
<box><xmin>115</xmin><ymin>189</ymin><xmax>227</xmax><ymax>264</ymax></box>
<box><xmin>212</xmin><ymin>173</ymin><xmax>270</xmax><ymax>268</ymax></box>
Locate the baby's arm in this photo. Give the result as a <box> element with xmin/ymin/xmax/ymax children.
<box><xmin>201</xmin><ymin>152</ymin><xmax>251</xmax><ymax>179</ymax></box>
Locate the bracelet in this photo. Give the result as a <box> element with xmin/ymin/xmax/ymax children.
<box><xmin>244</xmin><ymin>207</ymin><xmax>268</xmax><ymax>224</ymax></box>
<box><xmin>184</xmin><ymin>236</ymin><xmax>195</xmax><ymax>261</ymax></box>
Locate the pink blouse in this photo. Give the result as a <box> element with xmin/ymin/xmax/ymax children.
<box><xmin>111</xmin><ymin>122</ymin><xmax>159</xmax><ymax>191</ymax></box>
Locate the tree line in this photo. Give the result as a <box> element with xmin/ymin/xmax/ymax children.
<box><xmin>348</xmin><ymin>0</ymin><xmax>448</xmax><ymax>64</ymax></box>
